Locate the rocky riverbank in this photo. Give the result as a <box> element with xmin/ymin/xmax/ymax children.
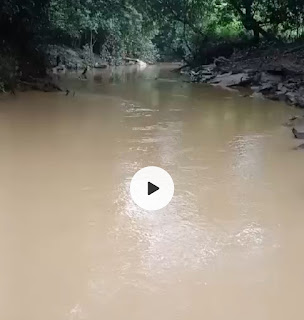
<box><xmin>0</xmin><ymin>44</ymin><xmax>150</xmax><ymax>93</ymax></box>
<box><xmin>186</xmin><ymin>44</ymin><xmax>304</xmax><ymax>109</ymax></box>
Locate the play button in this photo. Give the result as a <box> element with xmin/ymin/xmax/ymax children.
<box><xmin>148</xmin><ymin>182</ymin><xmax>159</xmax><ymax>195</ymax></box>
<box><xmin>130</xmin><ymin>166</ymin><xmax>174</xmax><ymax>211</ymax></box>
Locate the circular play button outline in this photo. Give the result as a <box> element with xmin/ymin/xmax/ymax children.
<box><xmin>130</xmin><ymin>166</ymin><xmax>174</xmax><ymax>211</ymax></box>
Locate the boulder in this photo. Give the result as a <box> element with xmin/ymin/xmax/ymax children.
<box><xmin>190</xmin><ymin>66</ymin><xmax>216</xmax><ymax>83</ymax></box>
<box><xmin>286</xmin><ymin>91</ymin><xmax>297</xmax><ymax>105</ymax></box>
<box><xmin>292</xmin><ymin>125</ymin><xmax>304</xmax><ymax>139</ymax></box>
<box><xmin>277</xmin><ymin>83</ymin><xmax>289</xmax><ymax>94</ymax></box>
<box><xmin>265</xmin><ymin>93</ymin><xmax>281</xmax><ymax>101</ymax></box>
<box><xmin>260</xmin><ymin>72</ymin><xmax>282</xmax><ymax>84</ymax></box>
<box><xmin>295</xmin><ymin>96</ymin><xmax>304</xmax><ymax>108</ymax></box>
<box><xmin>200</xmin><ymin>75</ymin><xmax>215</xmax><ymax>82</ymax></box>
<box><xmin>285</xmin><ymin>92</ymin><xmax>304</xmax><ymax>108</ymax></box>
<box><xmin>210</xmin><ymin>72</ymin><xmax>252</xmax><ymax>87</ymax></box>
<box><xmin>258</xmin><ymin>83</ymin><xmax>276</xmax><ymax>93</ymax></box>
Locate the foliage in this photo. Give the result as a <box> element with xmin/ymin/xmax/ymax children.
<box><xmin>0</xmin><ymin>53</ymin><xmax>17</xmax><ymax>92</ymax></box>
<box><xmin>48</xmin><ymin>0</ymin><xmax>160</xmax><ymax>62</ymax></box>
<box><xmin>1</xmin><ymin>0</ymin><xmax>304</xmax><ymax>87</ymax></box>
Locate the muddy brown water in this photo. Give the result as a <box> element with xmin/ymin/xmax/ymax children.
<box><xmin>0</xmin><ymin>64</ymin><xmax>304</xmax><ymax>320</ymax></box>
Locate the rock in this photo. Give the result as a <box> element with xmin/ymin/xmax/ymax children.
<box><xmin>274</xmin><ymin>91</ymin><xmax>288</xmax><ymax>101</ymax></box>
<box><xmin>200</xmin><ymin>75</ymin><xmax>215</xmax><ymax>82</ymax></box>
<box><xmin>282</xmin><ymin>116</ymin><xmax>303</xmax><ymax>127</ymax></box>
<box><xmin>214</xmin><ymin>56</ymin><xmax>230</xmax><ymax>66</ymax></box>
<box><xmin>277</xmin><ymin>83</ymin><xmax>289</xmax><ymax>94</ymax></box>
<box><xmin>290</xmin><ymin>116</ymin><xmax>304</xmax><ymax>127</ymax></box>
<box><xmin>285</xmin><ymin>92</ymin><xmax>304</xmax><ymax>108</ymax></box>
<box><xmin>186</xmin><ymin>46</ymin><xmax>304</xmax><ymax>109</ymax></box>
<box><xmin>298</xmin><ymin>86</ymin><xmax>304</xmax><ymax>95</ymax></box>
<box><xmin>282</xmin><ymin>121</ymin><xmax>293</xmax><ymax>127</ymax></box>
<box><xmin>284</xmin><ymin>82</ymin><xmax>298</xmax><ymax>90</ymax></box>
<box><xmin>257</xmin><ymin>72</ymin><xmax>283</xmax><ymax>97</ymax></box>
<box><xmin>190</xmin><ymin>66</ymin><xmax>216</xmax><ymax>82</ymax></box>
<box><xmin>199</xmin><ymin>70</ymin><xmax>214</xmax><ymax>76</ymax></box>
<box><xmin>231</xmin><ymin>68</ymin><xmax>244</xmax><ymax>74</ymax></box>
<box><xmin>210</xmin><ymin>72</ymin><xmax>252</xmax><ymax>87</ymax></box>
<box><xmin>265</xmin><ymin>62</ymin><xmax>304</xmax><ymax>76</ymax></box>
<box><xmin>260</xmin><ymin>72</ymin><xmax>282</xmax><ymax>85</ymax></box>
<box><xmin>258</xmin><ymin>83</ymin><xmax>276</xmax><ymax>93</ymax></box>
<box><xmin>265</xmin><ymin>93</ymin><xmax>280</xmax><ymax>101</ymax></box>
<box><xmin>190</xmin><ymin>70</ymin><xmax>199</xmax><ymax>77</ymax></box>
<box><xmin>289</xmin><ymin>116</ymin><xmax>299</xmax><ymax>121</ymax></box>
<box><xmin>252</xmin><ymin>72</ymin><xmax>262</xmax><ymax>85</ymax></box>
<box><xmin>251</xmin><ymin>92</ymin><xmax>265</xmax><ymax>99</ymax></box>
<box><xmin>292</xmin><ymin>126</ymin><xmax>304</xmax><ymax>139</ymax></box>
<box><xmin>194</xmin><ymin>64</ymin><xmax>214</xmax><ymax>72</ymax></box>
<box><xmin>286</xmin><ymin>92</ymin><xmax>297</xmax><ymax>104</ymax></box>
<box><xmin>294</xmin><ymin>143</ymin><xmax>304</xmax><ymax>150</ymax></box>
<box><xmin>295</xmin><ymin>96</ymin><xmax>304</xmax><ymax>108</ymax></box>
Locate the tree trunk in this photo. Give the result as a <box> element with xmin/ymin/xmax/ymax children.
<box><xmin>90</xmin><ymin>29</ymin><xmax>94</xmax><ymax>65</ymax></box>
<box><xmin>253</xmin><ymin>28</ymin><xmax>259</xmax><ymax>42</ymax></box>
<box><xmin>244</xmin><ymin>0</ymin><xmax>259</xmax><ymax>42</ymax></box>
<box><xmin>229</xmin><ymin>0</ymin><xmax>275</xmax><ymax>41</ymax></box>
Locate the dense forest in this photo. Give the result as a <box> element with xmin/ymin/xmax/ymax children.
<box><xmin>1</xmin><ymin>0</ymin><xmax>304</xmax><ymax>92</ymax></box>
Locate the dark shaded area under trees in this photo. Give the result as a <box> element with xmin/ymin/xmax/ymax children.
<box><xmin>1</xmin><ymin>0</ymin><xmax>304</xmax><ymax>97</ymax></box>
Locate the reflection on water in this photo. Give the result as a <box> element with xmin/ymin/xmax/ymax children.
<box><xmin>0</xmin><ymin>64</ymin><xmax>304</xmax><ymax>320</ymax></box>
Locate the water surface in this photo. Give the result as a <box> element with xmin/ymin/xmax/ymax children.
<box><xmin>0</xmin><ymin>64</ymin><xmax>304</xmax><ymax>320</ymax></box>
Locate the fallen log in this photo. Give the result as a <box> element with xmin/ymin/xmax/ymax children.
<box><xmin>93</xmin><ymin>63</ymin><xmax>107</xmax><ymax>69</ymax></box>
<box><xmin>123</xmin><ymin>57</ymin><xmax>147</xmax><ymax>67</ymax></box>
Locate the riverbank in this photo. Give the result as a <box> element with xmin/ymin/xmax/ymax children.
<box><xmin>45</xmin><ymin>45</ymin><xmax>151</xmax><ymax>69</ymax></box>
<box><xmin>45</xmin><ymin>45</ymin><xmax>107</xmax><ymax>69</ymax></box>
<box><xmin>0</xmin><ymin>45</ymin><xmax>149</xmax><ymax>93</ymax></box>
<box><xmin>186</xmin><ymin>43</ymin><xmax>304</xmax><ymax>109</ymax></box>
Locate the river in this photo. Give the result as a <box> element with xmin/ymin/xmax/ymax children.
<box><xmin>0</xmin><ymin>64</ymin><xmax>304</xmax><ymax>320</ymax></box>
